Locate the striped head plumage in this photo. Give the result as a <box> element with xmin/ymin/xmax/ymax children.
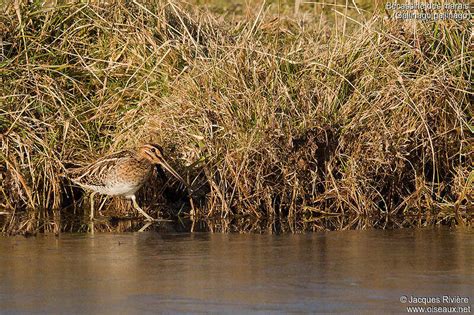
<box><xmin>137</xmin><ymin>144</ymin><xmax>186</xmax><ymax>186</ymax></box>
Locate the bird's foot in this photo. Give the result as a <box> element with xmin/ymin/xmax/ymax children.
<box><xmin>143</xmin><ymin>215</ymin><xmax>156</xmax><ymax>222</ymax></box>
<box><xmin>143</xmin><ymin>216</ymin><xmax>172</xmax><ymax>223</ymax></box>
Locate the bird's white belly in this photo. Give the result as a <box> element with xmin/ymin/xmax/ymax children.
<box><xmin>86</xmin><ymin>182</ymin><xmax>140</xmax><ymax>197</ymax></box>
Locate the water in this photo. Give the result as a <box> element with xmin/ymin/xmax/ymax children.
<box><xmin>0</xmin><ymin>228</ymin><xmax>472</xmax><ymax>314</ymax></box>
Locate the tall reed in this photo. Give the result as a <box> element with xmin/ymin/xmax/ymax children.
<box><xmin>0</xmin><ymin>1</ymin><xmax>472</xmax><ymax>234</ymax></box>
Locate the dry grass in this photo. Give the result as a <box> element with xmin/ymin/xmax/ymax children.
<box><xmin>0</xmin><ymin>0</ymin><xmax>472</xmax><ymax>234</ymax></box>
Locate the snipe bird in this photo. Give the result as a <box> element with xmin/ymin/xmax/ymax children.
<box><xmin>67</xmin><ymin>144</ymin><xmax>187</xmax><ymax>221</ymax></box>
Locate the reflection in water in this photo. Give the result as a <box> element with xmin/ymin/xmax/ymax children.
<box><xmin>0</xmin><ymin>229</ymin><xmax>472</xmax><ymax>313</ymax></box>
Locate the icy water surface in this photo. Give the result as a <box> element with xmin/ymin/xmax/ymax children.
<box><xmin>0</xmin><ymin>228</ymin><xmax>472</xmax><ymax>314</ymax></box>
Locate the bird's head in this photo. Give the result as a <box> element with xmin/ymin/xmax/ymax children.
<box><xmin>139</xmin><ymin>143</ymin><xmax>188</xmax><ymax>189</ymax></box>
<box><xmin>139</xmin><ymin>143</ymin><xmax>165</xmax><ymax>164</ymax></box>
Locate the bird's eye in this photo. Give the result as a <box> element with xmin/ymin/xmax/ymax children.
<box><xmin>150</xmin><ymin>148</ymin><xmax>156</xmax><ymax>154</ymax></box>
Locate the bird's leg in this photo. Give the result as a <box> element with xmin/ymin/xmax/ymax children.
<box><xmin>89</xmin><ymin>192</ymin><xmax>96</xmax><ymax>221</ymax></box>
<box><xmin>88</xmin><ymin>220</ymin><xmax>95</xmax><ymax>234</ymax></box>
<box><xmin>130</xmin><ymin>195</ymin><xmax>155</xmax><ymax>221</ymax></box>
<box><xmin>97</xmin><ymin>196</ymin><xmax>108</xmax><ymax>217</ymax></box>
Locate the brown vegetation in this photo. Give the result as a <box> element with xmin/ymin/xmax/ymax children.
<box><xmin>0</xmin><ymin>1</ymin><xmax>472</xmax><ymax>234</ymax></box>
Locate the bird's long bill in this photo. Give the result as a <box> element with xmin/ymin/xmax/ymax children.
<box><xmin>160</xmin><ymin>159</ymin><xmax>189</xmax><ymax>190</ymax></box>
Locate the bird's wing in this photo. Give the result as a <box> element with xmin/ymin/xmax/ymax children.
<box><xmin>67</xmin><ymin>150</ymin><xmax>134</xmax><ymax>187</ymax></box>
